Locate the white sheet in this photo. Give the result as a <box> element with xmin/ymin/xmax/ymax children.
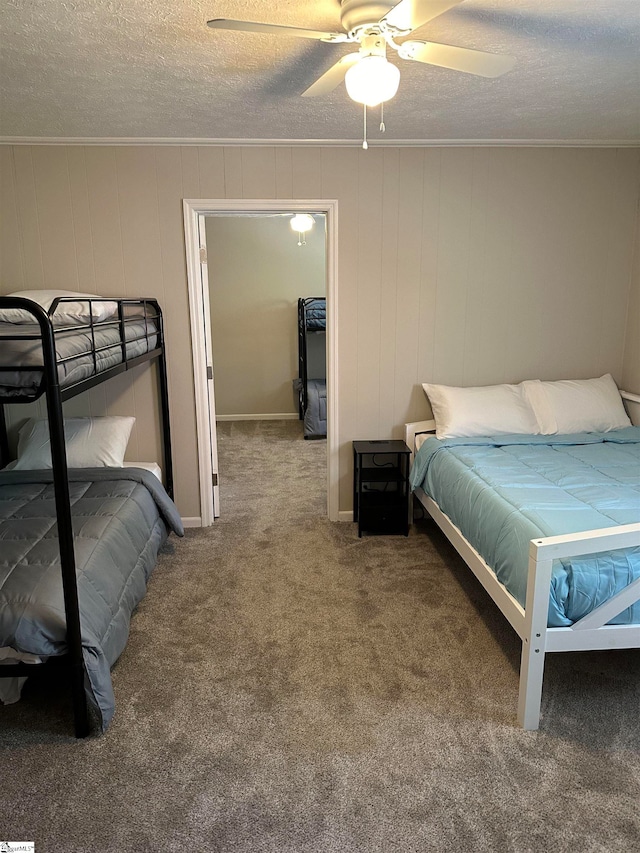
<box><xmin>415</xmin><ymin>433</ymin><xmax>430</xmax><ymax>451</ymax></box>
<box><xmin>123</xmin><ymin>461</ymin><xmax>162</xmax><ymax>481</ymax></box>
<box><xmin>4</xmin><ymin>459</ymin><xmax>162</xmax><ymax>480</ymax></box>
<box><xmin>0</xmin><ymin>647</ymin><xmax>43</xmax><ymax>704</ymax></box>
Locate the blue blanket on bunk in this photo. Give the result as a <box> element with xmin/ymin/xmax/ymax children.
<box><xmin>304</xmin><ymin>298</ymin><xmax>326</xmax><ymax>331</ymax></box>
<box><xmin>410</xmin><ymin>428</ymin><xmax>640</xmax><ymax>627</ymax></box>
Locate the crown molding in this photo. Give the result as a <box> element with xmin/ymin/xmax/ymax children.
<box><xmin>1</xmin><ymin>136</ymin><xmax>639</xmax><ymax>148</ymax></box>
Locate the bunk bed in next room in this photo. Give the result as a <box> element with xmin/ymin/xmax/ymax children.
<box><xmin>0</xmin><ymin>292</ymin><xmax>183</xmax><ymax>737</ymax></box>
<box><xmin>295</xmin><ymin>297</ymin><xmax>326</xmax><ymax>439</ymax></box>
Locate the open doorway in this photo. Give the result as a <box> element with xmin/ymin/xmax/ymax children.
<box><xmin>205</xmin><ymin>214</ymin><xmax>326</xmax><ymax>427</ymax></box>
<box><xmin>184</xmin><ymin>200</ymin><xmax>338</xmax><ymax>526</ymax></box>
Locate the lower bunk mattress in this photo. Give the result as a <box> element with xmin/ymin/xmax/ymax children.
<box><xmin>409</xmin><ymin>427</ymin><xmax>640</xmax><ymax>627</ymax></box>
<box><xmin>304</xmin><ymin>378</ymin><xmax>327</xmax><ymax>439</ymax></box>
<box><xmin>0</xmin><ymin>467</ymin><xmax>183</xmax><ymax>729</ymax></box>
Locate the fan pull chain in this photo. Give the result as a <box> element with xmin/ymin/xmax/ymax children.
<box><xmin>380</xmin><ymin>102</ymin><xmax>386</xmax><ymax>133</ymax></box>
<box><xmin>363</xmin><ymin>104</ymin><xmax>368</xmax><ymax>150</ymax></box>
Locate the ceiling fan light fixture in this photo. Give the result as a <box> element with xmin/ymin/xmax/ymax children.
<box><xmin>345</xmin><ymin>55</ymin><xmax>400</xmax><ymax>107</ymax></box>
<box><xmin>290</xmin><ymin>213</ymin><xmax>315</xmax><ymax>246</ymax></box>
<box><xmin>290</xmin><ymin>213</ymin><xmax>315</xmax><ymax>233</ymax></box>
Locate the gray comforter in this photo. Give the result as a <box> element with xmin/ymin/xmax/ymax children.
<box><xmin>0</xmin><ymin>467</ymin><xmax>183</xmax><ymax>730</ymax></box>
<box><xmin>0</xmin><ymin>320</ymin><xmax>157</xmax><ymax>397</ymax></box>
<box><xmin>304</xmin><ymin>379</ymin><xmax>327</xmax><ymax>439</ymax></box>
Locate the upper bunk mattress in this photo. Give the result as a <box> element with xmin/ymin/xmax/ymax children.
<box><xmin>0</xmin><ymin>467</ymin><xmax>183</xmax><ymax>730</ymax></box>
<box><xmin>409</xmin><ymin>427</ymin><xmax>640</xmax><ymax>627</ymax></box>
<box><xmin>303</xmin><ymin>298</ymin><xmax>326</xmax><ymax>331</ymax></box>
<box><xmin>0</xmin><ymin>319</ymin><xmax>157</xmax><ymax>397</ymax></box>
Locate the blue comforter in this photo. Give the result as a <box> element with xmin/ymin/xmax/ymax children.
<box><xmin>410</xmin><ymin>428</ymin><xmax>640</xmax><ymax>627</ymax></box>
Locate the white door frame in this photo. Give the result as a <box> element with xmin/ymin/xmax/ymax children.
<box><xmin>183</xmin><ymin>198</ymin><xmax>339</xmax><ymax>525</ymax></box>
<box><xmin>196</xmin><ymin>213</ymin><xmax>221</xmax><ymax>516</ymax></box>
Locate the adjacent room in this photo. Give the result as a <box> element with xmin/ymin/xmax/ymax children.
<box><xmin>204</xmin><ymin>212</ymin><xmax>327</xmax><ymax>515</ymax></box>
<box><xmin>0</xmin><ymin>1</ymin><xmax>638</xmax><ymax>852</ymax></box>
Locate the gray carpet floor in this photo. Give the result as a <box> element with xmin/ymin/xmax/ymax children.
<box><xmin>1</xmin><ymin>419</ymin><xmax>639</xmax><ymax>853</ymax></box>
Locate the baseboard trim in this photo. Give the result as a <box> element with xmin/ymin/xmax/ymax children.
<box><xmin>216</xmin><ymin>413</ymin><xmax>299</xmax><ymax>422</ymax></box>
<box><xmin>338</xmin><ymin>510</ymin><xmax>354</xmax><ymax>523</ymax></box>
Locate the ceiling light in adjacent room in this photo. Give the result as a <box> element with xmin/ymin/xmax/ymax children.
<box><xmin>290</xmin><ymin>213</ymin><xmax>315</xmax><ymax>246</ymax></box>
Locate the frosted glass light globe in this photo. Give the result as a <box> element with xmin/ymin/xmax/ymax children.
<box><xmin>290</xmin><ymin>213</ymin><xmax>315</xmax><ymax>233</ymax></box>
<box><xmin>345</xmin><ymin>56</ymin><xmax>400</xmax><ymax>107</ymax></box>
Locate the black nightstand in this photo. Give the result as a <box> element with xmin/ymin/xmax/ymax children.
<box><xmin>353</xmin><ymin>440</ymin><xmax>411</xmax><ymax>537</ymax></box>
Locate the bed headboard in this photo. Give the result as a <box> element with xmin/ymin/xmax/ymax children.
<box><xmin>621</xmin><ymin>390</ymin><xmax>640</xmax><ymax>425</ymax></box>
<box><xmin>404</xmin><ymin>419</ymin><xmax>436</xmax><ymax>460</ymax></box>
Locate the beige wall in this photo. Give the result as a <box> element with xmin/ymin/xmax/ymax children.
<box><xmin>205</xmin><ymin>215</ymin><xmax>325</xmax><ymax>416</ymax></box>
<box><xmin>622</xmin><ymin>211</ymin><xmax>640</xmax><ymax>394</ymax></box>
<box><xmin>1</xmin><ymin>145</ymin><xmax>639</xmax><ymax>518</ymax></box>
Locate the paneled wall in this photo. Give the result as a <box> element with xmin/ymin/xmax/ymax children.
<box><xmin>1</xmin><ymin>145</ymin><xmax>639</xmax><ymax>518</ymax></box>
<box><xmin>622</xmin><ymin>213</ymin><xmax>640</xmax><ymax>394</ymax></box>
<box><xmin>205</xmin><ymin>215</ymin><xmax>325</xmax><ymax>417</ymax></box>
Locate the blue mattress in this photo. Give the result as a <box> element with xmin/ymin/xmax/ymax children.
<box><xmin>410</xmin><ymin>428</ymin><xmax>640</xmax><ymax>627</ymax></box>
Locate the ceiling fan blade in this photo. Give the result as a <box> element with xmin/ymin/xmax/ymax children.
<box><xmin>206</xmin><ymin>18</ymin><xmax>349</xmax><ymax>43</ymax></box>
<box><xmin>381</xmin><ymin>0</ymin><xmax>464</xmax><ymax>32</ymax></box>
<box><xmin>399</xmin><ymin>41</ymin><xmax>515</xmax><ymax>77</ymax></box>
<box><xmin>301</xmin><ymin>53</ymin><xmax>361</xmax><ymax>97</ymax></box>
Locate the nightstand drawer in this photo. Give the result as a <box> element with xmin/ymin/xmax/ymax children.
<box><xmin>357</xmin><ymin>505</ymin><xmax>409</xmax><ymax>535</ymax></box>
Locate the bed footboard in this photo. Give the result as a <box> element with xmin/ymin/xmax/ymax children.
<box><xmin>519</xmin><ymin>523</ymin><xmax>640</xmax><ymax>730</ymax></box>
<box><xmin>413</xmin><ymin>488</ymin><xmax>640</xmax><ymax>730</ymax></box>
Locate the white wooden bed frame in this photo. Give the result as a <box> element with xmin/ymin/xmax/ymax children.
<box><xmin>405</xmin><ymin>390</ymin><xmax>640</xmax><ymax>730</ymax></box>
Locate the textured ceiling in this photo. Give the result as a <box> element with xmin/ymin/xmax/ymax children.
<box><xmin>1</xmin><ymin>0</ymin><xmax>639</xmax><ymax>143</ymax></box>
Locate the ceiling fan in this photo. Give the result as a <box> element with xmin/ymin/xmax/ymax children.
<box><xmin>207</xmin><ymin>1</ymin><xmax>515</xmax><ymax>118</ymax></box>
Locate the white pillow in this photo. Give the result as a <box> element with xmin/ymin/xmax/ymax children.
<box><xmin>13</xmin><ymin>416</ymin><xmax>135</xmax><ymax>470</ymax></box>
<box><xmin>522</xmin><ymin>374</ymin><xmax>631</xmax><ymax>434</ymax></box>
<box><xmin>422</xmin><ymin>382</ymin><xmax>540</xmax><ymax>440</ymax></box>
<box><xmin>0</xmin><ymin>290</ymin><xmax>116</xmax><ymax>325</ymax></box>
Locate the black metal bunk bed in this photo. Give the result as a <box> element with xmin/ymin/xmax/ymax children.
<box><xmin>0</xmin><ymin>295</ymin><xmax>177</xmax><ymax>737</ymax></box>
<box><xmin>296</xmin><ymin>297</ymin><xmax>326</xmax><ymax>440</ymax></box>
